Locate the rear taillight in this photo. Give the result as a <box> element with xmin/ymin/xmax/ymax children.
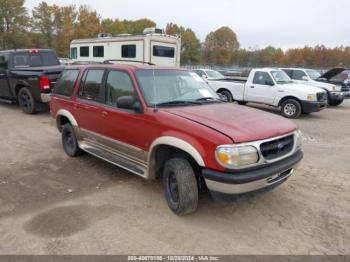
<box><xmin>39</xmin><ymin>76</ymin><xmax>50</xmax><ymax>90</ymax></box>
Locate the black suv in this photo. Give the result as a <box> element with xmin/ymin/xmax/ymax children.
<box><xmin>318</xmin><ymin>68</ymin><xmax>350</xmax><ymax>98</ymax></box>
<box><xmin>0</xmin><ymin>49</ymin><xmax>64</xmax><ymax>114</ymax></box>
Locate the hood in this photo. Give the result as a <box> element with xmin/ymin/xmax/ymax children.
<box><xmin>309</xmin><ymin>80</ymin><xmax>341</xmax><ymax>91</ymax></box>
<box><xmin>288</xmin><ymin>82</ymin><xmax>326</xmax><ymax>93</ymax></box>
<box><xmin>319</xmin><ymin>67</ymin><xmax>346</xmax><ymax>80</ymax></box>
<box><xmin>162</xmin><ymin>103</ymin><xmax>297</xmax><ymax>143</ymax></box>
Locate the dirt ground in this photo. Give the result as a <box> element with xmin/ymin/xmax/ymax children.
<box><xmin>0</xmin><ymin>100</ymin><xmax>349</xmax><ymax>255</ymax></box>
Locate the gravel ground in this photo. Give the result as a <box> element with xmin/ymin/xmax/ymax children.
<box><xmin>0</xmin><ymin>100</ymin><xmax>349</xmax><ymax>255</ymax></box>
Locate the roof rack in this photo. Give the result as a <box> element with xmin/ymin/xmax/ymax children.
<box><xmin>103</xmin><ymin>59</ymin><xmax>155</xmax><ymax>66</ymax></box>
<box><xmin>71</xmin><ymin>61</ymin><xmax>103</xmax><ymax>65</ymax></box>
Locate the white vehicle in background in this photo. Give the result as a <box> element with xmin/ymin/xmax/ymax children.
<box><xmin>69</xmin><ymin>28</ymin><xmax>181</xmax><ymax>67</ymax></box>
<box><xmin>197</xmin><ymin>68</ymin><xmax>327</xmax><ymax>119</ymax></box>
<box><xmin>281</xmin><ymin>68</ymin><xmax>345</xmax><ymax>106</ymax></box>
<box><xmin>193</xmin><ymin>69</ymin><xmax>227</xmax><ymax>80</ymax></box>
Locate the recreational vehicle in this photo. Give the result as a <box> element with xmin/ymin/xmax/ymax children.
<box><xmin>69</xmin><ymin>28</ymin><xmax>181</xmax><ymax>67</ymax></box>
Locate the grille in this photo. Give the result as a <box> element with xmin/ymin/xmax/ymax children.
<box><xmin>317</xmin><ymin>92</ymin><xmax>327</xmax><ymax>102</ymax></box>
<box><xmin>341</xmin><ymin>84</ymin><xmax>349</xmax><ymax>92</ymax></box>
<box><xmin>260</xmin><ymin>135</ymin><xmax>294</xmax><ymax>160</ymax></box>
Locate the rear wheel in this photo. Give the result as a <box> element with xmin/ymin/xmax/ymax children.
<box><xmin>218</xmin><ymin>90</ymin><xmax>233</xmax><ymax>102</ymax></box>
<box><xmin>281</xmin><ymin>99</ymin><xmax>302</xmax><ymax>119</ymax></box>
<box><xmin>62</xmin><ymin>124</ymin><xmax>83</xmax><ymax>157</ymax></box>
<box><xmin>162</xmin><ymin>158</ymin><xmax>198</xmax><ymax>215</ymax></box>
<box><xmin>18</xmin><ymin>88</ymin><xmax>36</xmax><ymax>114</ymax></box>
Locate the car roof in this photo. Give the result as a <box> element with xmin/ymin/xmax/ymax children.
<box><xmin>65</xmin><ymin>63</ymin><xmax>187</xmax><ymax>72</ymax></box>
<box><xmin>0</xmin><ymin>49</ymin><xmax>53</xmax><ymax>53</ymax></box>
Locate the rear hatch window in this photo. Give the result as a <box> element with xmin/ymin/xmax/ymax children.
<box><xmin>13</xmin><ymin>51</ymin><xmax>60</xmax><ymax>68</ymax></box>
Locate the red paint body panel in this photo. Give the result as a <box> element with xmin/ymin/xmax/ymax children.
<box><xmin>50</xmin><ymin>64</ymin><xmax>298</xmax><ymax>173</ymax></box>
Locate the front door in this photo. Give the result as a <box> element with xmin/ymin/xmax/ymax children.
<box><xmin>245</xmin><ymin>71</ymin><xmax>275</xmax><ymax>104</ymax></box>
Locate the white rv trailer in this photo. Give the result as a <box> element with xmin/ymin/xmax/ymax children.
<box><xmin>69</xmin><ymin>28</ymin><xmax>181</xmax><ymax>67</ymax></box>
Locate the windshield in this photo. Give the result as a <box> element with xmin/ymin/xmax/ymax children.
<box><xmin>206</xmin><ymin>70</ymin><xmax>225</xmax><ymax>79</ymax></box>
<box><xmin>306</xmin><ymin>69</ymin><xmax>321</xmax><ymax>80</ymax></box>
<box><xmin>271</xmin><ymin>70</ymin><xmax>292</xmax><ymax>84</ymax></box>
<box><xmin>135</xmin><ymin>70</ymin><xmax>220</xmax><ymax>107</ymax></box>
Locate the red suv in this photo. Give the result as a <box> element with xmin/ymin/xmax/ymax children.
<box><xmin>50</xmin><ymin>64</ymin><xmax>303</xmax><ymax>215</ymax></box>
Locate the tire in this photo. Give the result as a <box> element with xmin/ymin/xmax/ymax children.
<box><xmin>237</xmin><ymin>101</ymin><xmax>248</xmax><ymax>106</ymax></box>
<box><xmin>18</xmin><ymin>88</ymin><xmax>36</xmax><ymax>114</ymax></box>
<box><xmin>280</xmin><ymin>99</ymin><xmax>302</xmax><ymax>119</ymax></box>
<box><xmin>328</xmin><ymin>99</ymin><xmax>343</xmax><ymax>106</ymax></box>
<box><xmin>162</xmin><ymin>158</ymin><xmax>198</xmax><ymax>215</ymax></box>
<box><xmin>218</xmin><ymin>90</ymin><xmax>233</xmax><ymax>102</ymax></box>
<box><xmin>62</xmin><ymin>124</ymin><xmax>83</xmax><ymax>157</ymax></box>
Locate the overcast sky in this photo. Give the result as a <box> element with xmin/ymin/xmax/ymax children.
<box><xmin>25</xmin><ymin>0</ymin><xmax>350</xmax><ymax>49</ymax></box>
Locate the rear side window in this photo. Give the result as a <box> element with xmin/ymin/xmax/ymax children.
<box><xmin>105</xmin><ymin>71</ymin><xmax>136</xmax><ymax>108</ymax></box>
<box><xmin>291</xmin><ymin>70</ymin><xmax>307</xmax><ymax>80</ymax></box>
<box><xmin>79</xmin><ymin>69</ymin><xmax>104</xmax><ymax>101</ymax></box>
<box><xmin>122</xmin><ymin>45</ymin><xmax>136</xmax><ymax>58</ymax></box>
<box><xmin>93</xmin><ymin>46</ymin><xmax>104</xmax><ymax>57</ymax></box>
<box><xmin>54</xmin><ymin>70</ymin><xmax>80</xmax><ymax>97</ymax></box>
<box><xmin>253</xmin><ymin>71</ymin><xmax>273</xmax><ymax>85</ymax></box>
<box><xmin>153</xmin><ymin>46</ymin><xmax>175</xmax><ymax>58</ymax></box>
<box><xmin>80</xmin><ymin>46</ymin><xmax>89</xmax><ymax>57</ymax></box>
<box><xmin>70</xmin><ymin>48</ymin><xmax>77</xmax><ymax>59</ymax></box>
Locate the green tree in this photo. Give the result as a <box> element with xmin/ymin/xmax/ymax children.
<box><xmin>0</xmin><ymin>0</ymin><xmax>29</xmax><ymax>49</ymax></box>
<box><xmin>203</xmin><ymin>26</ymin><xmax>240</xmax><ymax>65</ymax></box>
<box><xmin>75</xmin><ymin>5</ymin><xmax>100</xmax><ymax>39</ymax></box>
<box><xmin>31</xmin><ymin>1</ymin><xmax>57</xmax><ymax>48</ymax></box>
<box><xmin>54</xmin><ymin>5</ymin><xmax>77</xmax><ymax>57</ymax></box>
<box><xmin>166</xmin><ymin>23</ymin><xmax>201</xmax><ymax>64</ymax></box>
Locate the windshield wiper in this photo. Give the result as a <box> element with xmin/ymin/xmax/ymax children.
<box><xmin>156</xmin><ymin>100</ymin><xmax>202</xmax><ymax>107</ymax></box>
<box><xmin>195</xmin><ymin>97</ymin><xmax>223</xmax><ymax>103</ymax></box>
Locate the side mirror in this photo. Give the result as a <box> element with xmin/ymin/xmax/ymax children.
<box><xmin>302</xmin><ymin>76</ymin><xmax>309</xmax><ymax>81</ymax></box>
<box><xmin>265</xmin><ymin>80</ymin><xmax>274</xmax><ymax>86</ymax></box>
<box><xmin>116</xmin><ymin>96</ymin><xmax>142</xmax><ymax>113</ymax></box>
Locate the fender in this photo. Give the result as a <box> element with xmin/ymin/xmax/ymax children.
<box><xmin>147</xmin><ymin>136</ymin><xmax>205</xmax><ymax>179</ymax></box>
<box><xmin>56</xmin><ymin>109</ymin><xmax>78</xmax><ymax>130</ymax></box>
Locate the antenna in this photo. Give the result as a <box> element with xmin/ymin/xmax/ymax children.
<box><xmin>153</xmin><ymin>68</ymin><xmax>158</xmax><ymax>112</ymax></box>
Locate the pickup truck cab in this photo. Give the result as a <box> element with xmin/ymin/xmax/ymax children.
<box><xmin>281</xmin><ymin>68</ymin><xmax>346</xmax><ymax>106</ymax></box>
<box><xmin>50</xmin><ymin>64</ymin><xmax>303</xmax><ymax>215</ymax></box>
<box><xmin>0</xmin><ymin>49</ymin><xmax>64</xmax><ymax>114</ymax></box>
<box><xmin>206</xmin><ymin>68</ymin><xmax>327</xmax><ymax>118</ymax></box>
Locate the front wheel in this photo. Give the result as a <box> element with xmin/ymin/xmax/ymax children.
<box><xmin>62</xmin><ymin>124</ymin><xmax>83</xmax><ymax>157</ymax></box>
<box><xmin>218</xmin><ymin>90</ymin><xmax>233</xmax><ymax>102</ymax></box>
<box><xmin>18</xmin><ymin>88</ymin><xmax>36</xmax><ymax>114</ymax></box>
<box><xmin>162</xmin><ymin>158</ymin><xmax>198</xmax><ymax>215</ymax></box>
<box><xmin>281</xmin><ymin>99</ymin><xmax>302</xmax><ymax>119</ymax></box>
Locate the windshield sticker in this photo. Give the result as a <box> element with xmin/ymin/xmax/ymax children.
<box><xmin>190</xmin><ymin>72</ymin><xmax>205</xmax><ymax>82</ymax></box>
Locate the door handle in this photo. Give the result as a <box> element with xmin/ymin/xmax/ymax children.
<box><xmin>101</xmin><ymin>111</ymin><xmax>108</xmax><ymax>117</ymax></box>
<box><xmin>250</xmin><ymin>86</ymin><xmax>255</xmax><ymax>88</ymax></box>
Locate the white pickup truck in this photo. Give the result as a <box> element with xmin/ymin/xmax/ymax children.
<box><xmin>281</xmin><ymin>68</ymin><xmax>346</xmax><ymax>106</ymax></box>
<box><xmin>197</xmin><ymin>68</ymin><xmax>327</xmax><ymax>118</ymax></box>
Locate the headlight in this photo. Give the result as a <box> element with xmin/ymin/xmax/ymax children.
<box><xmin>332</xmin><ymin>86</ymin><xmax>336</xmax><ymax>91</ymax></box>
<box><xmin>295</xmin><ymin>129</ymin><xmax>302</xmax><ymax>150</ymax></box>
<box><xmin>307</xmin><ymin>94</ymin><xmax>316</xmax><ymax>101</ymax></box>
<box><xmin>215</xmin><ymin>145</ymin><xmax>259</xmax><ymax>169</ymax></box>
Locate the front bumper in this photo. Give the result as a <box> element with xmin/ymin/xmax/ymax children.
<box><xmin>300</xmin><ymin>100</ymin><xmax>327</xmax><ymax>113</ymax></box>
<box><xmin>328</xmin><ymin>91</ymin><xmax>344</xmax><ymax>102</ymax></box>
<box><xmin>203</xmin><ymin>150</ymin><xmax>303</xmax><ymax>201</ymax></box>
<box><xmin>40</xmin><ymin>93</ymin><xmax>51</xmax><ymax>103</ymax></box>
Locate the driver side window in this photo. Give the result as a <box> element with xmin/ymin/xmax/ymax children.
<box><xmin>253</xmin><ymin>71</ymin><xmax>273</xmax><ymax>85</ymax></box>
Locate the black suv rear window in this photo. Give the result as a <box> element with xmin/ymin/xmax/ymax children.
<box><xmin>13</xmin><ymin>51</ymin><xmax>60</xmax><ymax>68</ymax></box>
<box><xmin>54</xmin><ymin>70</ymin><xmax>80</xmax><ymax>97</ymax></box>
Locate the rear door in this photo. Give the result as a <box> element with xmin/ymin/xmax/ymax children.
<box><xmin>74</xmin><ymin>69</ymin><xmax>105</xmax><ymax>136</ymax></box>
<box><xmin>0</xmin><ymin>53</ymin><xmax>11</xmax><ymax>98</ymax></box>
<box><xmin>245</xmin><ymin>71</ymin><xmax>275</xmax><ymax>104</ymax></box>
<box><xmin>290</xmin><ymin>70</ymin><xmax>308</xmax><ymax>84</ymax></box>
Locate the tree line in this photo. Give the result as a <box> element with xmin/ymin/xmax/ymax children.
<box><xmin>1</xmin><ymin>0</ymin><xmax>350</xmax><ymax>68</ymax></box>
